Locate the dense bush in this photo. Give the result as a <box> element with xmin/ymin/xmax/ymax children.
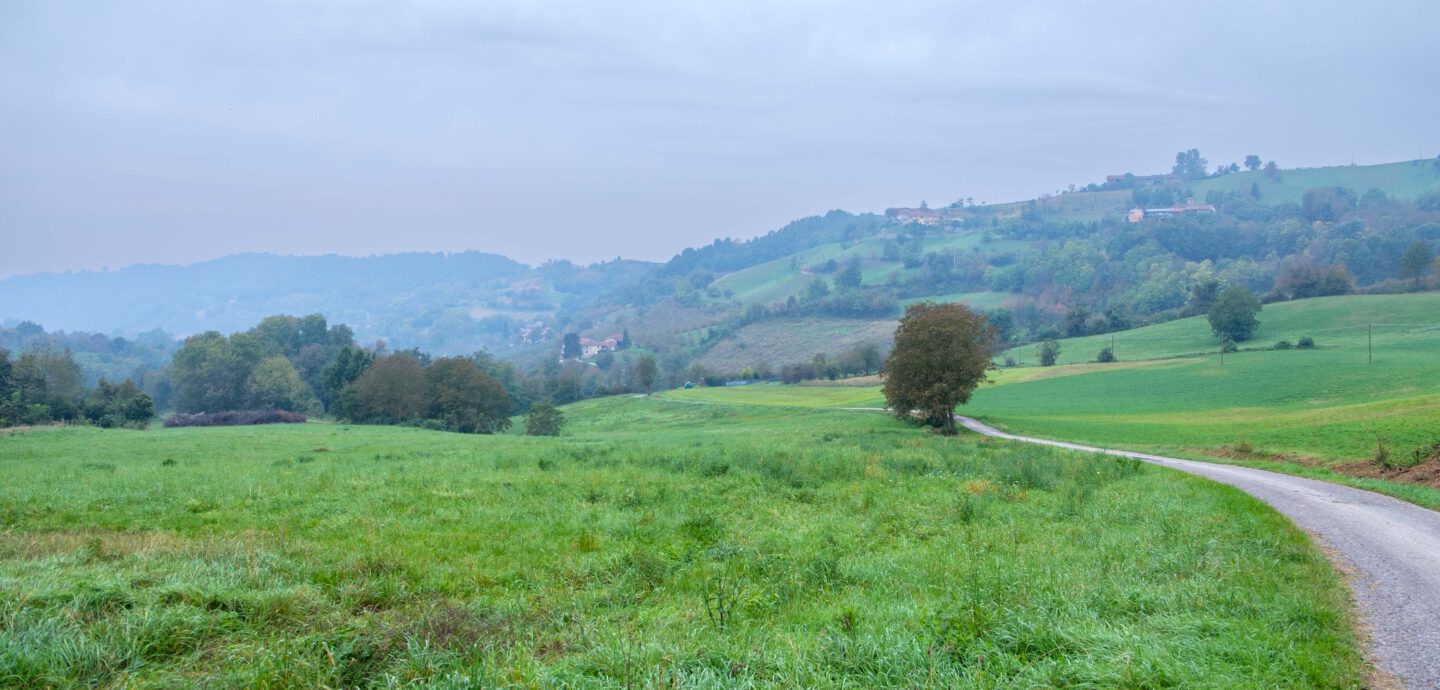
<box><xmin>524</xmin><ymin>401</ymin><xmax>565</xmax><ymax>436</ymax></box>
<box><xmin>163</xmin><ymin>409</ymin><xmax>307</xmax><ymax>427</ymax></box>
<box><xmin>1297</xmin><ymin>336</ymin><xmax>1316</xmax><ymax>349</ymax></box>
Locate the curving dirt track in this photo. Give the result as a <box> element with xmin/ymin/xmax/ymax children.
<box><xmin>958</xmin><ymin>416</ymin><xmax>1440</xmax><ymax>690</ymax></box>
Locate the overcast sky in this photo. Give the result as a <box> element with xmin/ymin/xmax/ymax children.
<box><xmin>2</xmin><ymin>1</ymin><xmax>1437</xmax><ymax>278</ymax></box>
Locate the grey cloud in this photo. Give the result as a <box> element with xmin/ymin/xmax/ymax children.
<box><xmin>1</xmin><ymin>0</ymin><xmax>1437</xmax><ymax>278</ymax></box>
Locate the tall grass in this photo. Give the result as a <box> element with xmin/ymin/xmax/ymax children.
<box><xmin>0</xmin><ymin>397</ymin><xmax>1363</xmax><ymax>687</ymax></box>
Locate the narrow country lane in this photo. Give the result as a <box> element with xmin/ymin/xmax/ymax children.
<box><xmin>957</xmin><ymin>416</ymin><xmax>1440</xmax><ymax>690</ymax></box>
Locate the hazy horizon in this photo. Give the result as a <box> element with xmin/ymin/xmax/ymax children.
<box><xmin>3</xmin><ymin>0</ymin><xmax>1437</xmax><ymax>279</ymax></box>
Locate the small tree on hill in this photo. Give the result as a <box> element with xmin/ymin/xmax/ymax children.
<box><xmin>881</xmin><ymin>303</ymin><xmax>996</xmax><ymax>435</ymax></box>
<box><xmin>1244</xmin><ymin>155</ymin><xmax>1262</xmax><ymax>171</ymax></box>
<box><xmin>836</xmin><ymin>258</ymin><xmax>863</xmax><ymax>291</ymax></box>
<box><xmin>1039</xmin><ymin>339</ymin><xmax>1061</xmax><ymax>366</ymax></box>
<box><xmin>1208</xmin><ymin>285</ymin><xmax>1262</xmax><ymax>341</ymax></box>
<box><xmin>525</xmin><ymin>401</ymin><xmax>565</xmax><ymax>436</ymax></box>
<box><xmin>1172</xmin><ymin>149</ymin><xmax>1208</xmax><ymax>180</ymax></box>
<box><xmin>634</xmin><ymin>354</ymin><xmax>658</xmax><ymax>393</ymax></box>
<box><xmin>1399</xmin><ymin>241</ymin><xmax>1434</xmax><ymax>288</ymax></box>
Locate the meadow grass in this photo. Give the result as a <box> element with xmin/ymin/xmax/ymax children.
<box><xmin>0</xmin><ymin>397</ymin><xmax>1364</xmax><ymax>688</ymax></box>
<box><xmin>663</xmin><ymin>382</ymin><xmax>886</xmax><ymax>408</ymax></box>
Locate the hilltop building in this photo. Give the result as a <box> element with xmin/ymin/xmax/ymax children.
<box><xmin>572</xmin><ymin>332</ymin><xmax>626</xmax><ymax>359</ymax></box>
<box><xmin>885</xmin><ymin>207</ymin><xmax>945</xmax><ymax>225</ymax></box>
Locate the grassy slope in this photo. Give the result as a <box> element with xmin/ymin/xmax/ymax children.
<box><xmin>968</xmin><ymin>293</ymin><xmax>1440</xmax><ymax>506</ymax></box>
<box><xmin>0</xmin><ymin>399</ymin><xmax>1363</xmax><ymax>688</ymax></box>
<box><xmin>674</xmin><ymin>294</ymin><xmax>1440</xmax><ymax>507</ymax></box>
<box><xmin>693</xmin><ymin>318</ymin><xmax>898</xmax><ymax>373</ymax></box>
<box><xmin>708</xmin><ymin>233</ymin><xmax>1019</xmax><ymax>309</ymax></box>
<box><xmin>1191</xmin><ymin>159</ymin><xmax>1440</xmax><ymax>204</ymax></box>
<box><xmin>1007</xmin><ymin>293</ymin><xmax>1440</xmax><ymax>364</ymax></box>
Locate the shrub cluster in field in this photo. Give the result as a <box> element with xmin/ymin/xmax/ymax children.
<box><xmin>163</xmin><ymin>409</ymin><xmax>307</xmax><ymax>427</ymax></box>
<box><xmin>0</xmin><ymin>400</ymin><xmax>1364</xmax><ymax>688</ymax></box>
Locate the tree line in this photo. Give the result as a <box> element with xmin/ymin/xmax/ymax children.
<box><xmin>0</xmin><ymin>346</ymin><xmax>153</xmax><ymax>428</ymax></box>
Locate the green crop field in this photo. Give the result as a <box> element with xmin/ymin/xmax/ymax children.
<box><xmin>0</xmin><ymin>397</ymin><xmax>1363</xmax><ymax>688</ymax></box>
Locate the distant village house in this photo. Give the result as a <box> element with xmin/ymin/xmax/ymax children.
<box><xmin>1127</xmin><ymin>203</ymin><xmax>1217</xmax><ymax>223</ymax></box>
<box><xmin>568</xmin><ymin>332</ymin><xmax>626</xmax><ymax>360</ymax></box>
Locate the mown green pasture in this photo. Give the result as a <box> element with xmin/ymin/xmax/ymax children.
<box><xmin>977</xmin><ymin>295</ymin><xmax>1440</xmax><ymax>463</ymax></box>
<box><xmin>0</xmin><ymin>397</ymin><xmax>1363</xmax><ymax>688</ymax></box>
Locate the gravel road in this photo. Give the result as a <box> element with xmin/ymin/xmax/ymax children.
<box><xmin>957</xmin><ymin>416</ymin><xmax>1440</xmax><ymax>690</ymax></box>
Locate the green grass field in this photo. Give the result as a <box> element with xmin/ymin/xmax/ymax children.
<box><xmin>676</xmin><ymin>294</ymin><xmax>1440</xmax><ymax>506</ymax></box>
<box><xmin>977</xmin><ymin>294</ymin><xmax>1440</xmax><ymax>464</ymax></box>
<box><xmin>1008</xmin><ymin>293</ymin><xmax>1440</xmax><ymax>364</ymax></box>
<box><xmin>0</xmin><ymin>397</ymin><xmax>1364</xmax><ymax>688</ymax></box>
<box><xmin>1191</xmin><ymin>159</ymin><xmax>1440</xmax><ymax>204</ymax></box>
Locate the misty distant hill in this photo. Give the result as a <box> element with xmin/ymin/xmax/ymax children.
<box><xmin>0</xmin><ymin>252</ymin><xmax>655</xmax><ymax>355</ymax></box>
<box><xmin>3</xmin><ymin>157</ymin><xmax>1437</xmax><ymax>371</ymax></box>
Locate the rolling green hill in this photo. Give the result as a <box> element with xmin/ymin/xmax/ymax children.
<box><xmin>1005</xmin><ymin>293</ymin><xmax>1440</xmax><ymax>364</ymax></box>
<box><xmin>1192</xmin><ymin>159</ymin><xmax>1440</xmax><ymax>204</ymax></box>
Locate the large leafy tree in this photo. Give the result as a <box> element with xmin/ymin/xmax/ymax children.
<box><xmin>882</xmin><ymin>302</ymin><xmax>996</xmax><ymax>435</ymax></box>
<box><xmin>170</xmin><ymin>331</ymin><xmax>263</xmax><ymax>412</ymax></box>
<box><xmin>246</xmin><ymin>356</ymin><xmax>319</xmax><ymax>413</ymax></box>
<box><xmin>1207</xmin><ymin>285</ymin><xmax>1263</xmax><ymax>341</ymax></box>
<box><xmin>338</xmin><ymin>353</ymin><xmax>427</xmax><ymax>423</ymax></box>
<box><xmin>425</xmin><ymin>357</ymin><xmax>512</xmax><ymax>433</ymax></box>
<box><xmin>321</xmin><ymin>346</ymin><xmax>374</xmax><ymax>412</ymax></box>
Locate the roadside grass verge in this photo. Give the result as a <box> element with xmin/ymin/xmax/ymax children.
<box><xmin>0</xmin><ymin>397</ymin><xmax>1364</xmax><ymax>687</ymax></box>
